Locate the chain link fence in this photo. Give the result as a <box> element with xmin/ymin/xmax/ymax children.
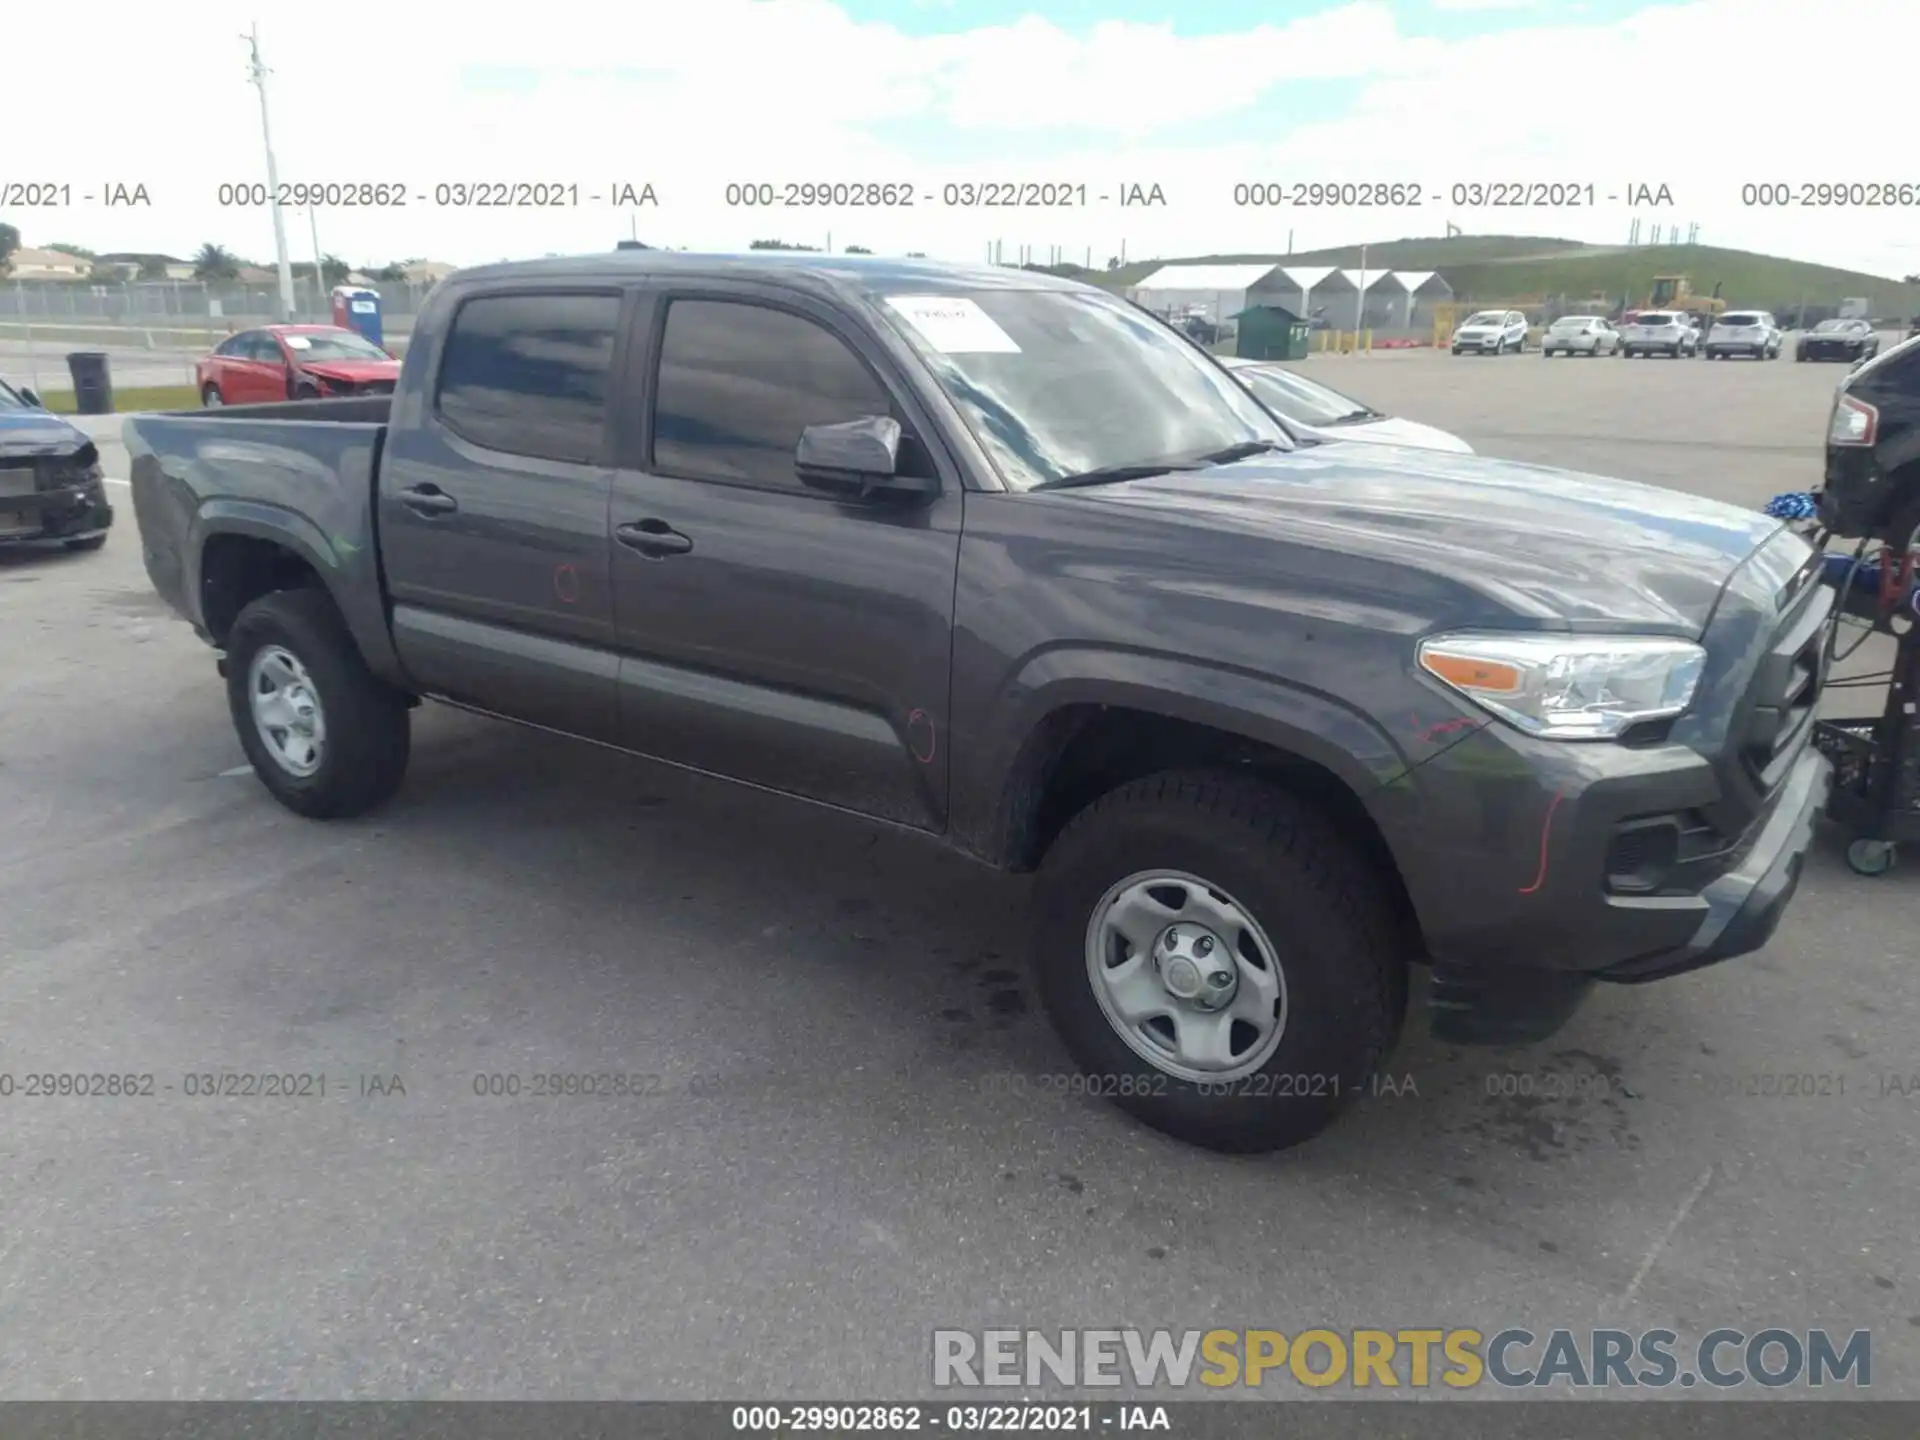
<box><xmin>0</xmin><ymin>276</ymin><xmax>433</xmax><ymax>346</ymax></box>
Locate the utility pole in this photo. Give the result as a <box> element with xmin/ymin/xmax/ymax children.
<box><xmin>244</xmin><ymin>22</ymin><xmax>297</xmax><ymax>322</ymax></box>
<box><xmin>308</xmin><ymin>205</ymin><xmax>325</xmax><ymax>319</ymax></box>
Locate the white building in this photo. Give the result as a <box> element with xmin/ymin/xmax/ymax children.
<box><xmin>5</xmin><ymin>247</ymin><xmax>90</xmax><ymax>280</ymax></box>
<box><xmin>1129</xmin><ymin>261</ymin><xmax>1455</xmax><ymax>333</ymax></box>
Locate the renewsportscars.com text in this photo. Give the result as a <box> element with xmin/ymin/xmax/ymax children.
<box><xmin>932</xmin><ymin>1327</ymin><xmax>1871</xmax><ymax>1391</ymax></box>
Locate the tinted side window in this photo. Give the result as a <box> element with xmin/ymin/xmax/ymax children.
<box><xmin>437</xmin><ymin>292</ymin><xmax>620</xmax><ymax>465</ymax></box>
<box><xmin>215</xmin><ymin>335</ymin><xmax>248</xmax><ymax>357</ymax></box>
<box><xmin>652</xmin><ymin>299</ymin><xmax>891</xmax><ymax>490</ymax></box>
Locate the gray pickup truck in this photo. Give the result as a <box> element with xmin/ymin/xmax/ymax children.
<box><xmin>127</xmin><ymin>252</ymin><xmax>1834</xmax><ymax>1154</ymax></box>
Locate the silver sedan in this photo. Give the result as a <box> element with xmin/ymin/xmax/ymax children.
<box><xmin>1540</xmin><ymin>315</ymin><xmax>1620</xmax><ymax>357</ymax></box>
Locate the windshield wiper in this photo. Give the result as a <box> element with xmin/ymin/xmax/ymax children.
<box><xmin>1191</xmin><ymin>439</ymin><xmax>1291</xmax><ymax>465</ymax></box>
<box><xmin>1030</xmin><ymin>460</ymin><xmax>1205</xmax><ymax>491</ymax></box>
<box><xmin>1322</xmin><ymin>408</ymin><xmax>1381</xmax><ymax>426</ymax></box>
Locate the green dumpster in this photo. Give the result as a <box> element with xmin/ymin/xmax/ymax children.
<box><xmin>1233</xmin><ymin>305</ymin><xmax>1311</xmax><ymax>360</ymax></box>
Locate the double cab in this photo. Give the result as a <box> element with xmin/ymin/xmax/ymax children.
<box><xmin>127</xmin><ymin>253</ymin><xmax>1833</xmax><ymax>1154</ymax></box>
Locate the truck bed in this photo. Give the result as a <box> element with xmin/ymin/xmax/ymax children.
<box><xmin>123</xmin><ymin>401</ymin><xmax>393</xmax><ymax>666</ymax></box>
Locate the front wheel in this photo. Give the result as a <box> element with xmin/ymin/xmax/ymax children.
<box><xmin>1031</xmin><ymin>771</ymin><xmax>1410</xmax><ymax>1154</ymax></box>
<box><xmin>201</xmin><ymin>384</ymin><xmax>224</xmax><ymax>407</ymax></box>
<box><xmin>225</xmin><ymin>587</ymin><xmax>412</xmax><ymax>819</ymax></box>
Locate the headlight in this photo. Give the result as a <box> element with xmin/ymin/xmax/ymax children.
<box><xmin>1417</xmin><ymin>633</ymin><xmax>1707</xmax><ymax>740</ymax></box>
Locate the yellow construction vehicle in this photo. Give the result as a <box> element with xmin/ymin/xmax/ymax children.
<box><xmin>1626</xmin><ymin>276</ymin><xmax>1725</xmax><ymax>325</ymax></box>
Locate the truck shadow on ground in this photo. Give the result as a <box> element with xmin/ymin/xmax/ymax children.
<box><xmin>322</xmin><ymin>703</ymin><xmax>1872</xmax><ymax>1279</ymax></box>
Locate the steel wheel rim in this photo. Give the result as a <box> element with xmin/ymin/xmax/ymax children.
<box><xmin>247</xmin><ymin>645</ymin><xmax>327</xmax><ymax>777</ymax></box>
<box><xmin>1084</xmin><ymin>869</ymin><xmax>1289</xmax><ymax>1083</ymax></box>
<box><xmin>205</xmin><ymin>389</ymin><xmax>223</xmax><ymax>407</ymax></box>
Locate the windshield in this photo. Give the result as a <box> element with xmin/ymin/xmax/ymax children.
<box><xmin>1550</xmin><ymin>317</ymin><xmax>1595</xmax><ymax>330</ymax></box>
<box><xmin>1232</xmin><ymin>363</ymin><xmax>1376</xmax><ymax>426</ymax></box>
<box><xmin>1637</xmin><ymin>313</ymin><xmax>1676</xmax><ymax>326</ymax></box>
<box><xmin>1719</xmin><ymin>314</ymin><xmax>1761</xmax><ymax>326</ymax></box>
<box><xmin>871</xmin><ymin>287</ymin><xmax>1290</xmax><ymax>493</ymax></box>
<box><xmin>1462</xmin><ymin>312</ymin><xmax>1504</xmax><ymax>327</ymax></box>
<box><xmin>1815</xmin><ymin>320</ymin><xmax>1861</xmax><ymax>333</ymax></box>
<box><xmin>283</xmin><ymin>329</ymin><xmax>391</xmax><ymax>361</ymax></box>
<box><xmin>0</xmin><ymin>377</ymin><xmax>33</xmax><ymax>410</ymax></box>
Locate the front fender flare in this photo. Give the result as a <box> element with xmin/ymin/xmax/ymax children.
<box><xmin>953</xmin><ymin>645</ymin><xmax>1415</xmax><ymax>866</ymax></box>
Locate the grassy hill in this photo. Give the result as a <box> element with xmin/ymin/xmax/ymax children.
<box><xmin>1074</xmin><ymin>235</ymin><xmax>1917</xmax><ymax>314</ymax></box>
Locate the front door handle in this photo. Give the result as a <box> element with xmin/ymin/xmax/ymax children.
<box><xmin>399</xmin><ymin>484</ymin><xmax>458</xmax><ymax>516</ymax></box>
<box><xmin>615</xmin><ymin>519</ymin><xmax>693</xmax><ymax>558</ymax></box>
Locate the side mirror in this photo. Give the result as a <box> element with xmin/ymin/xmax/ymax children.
<box><xmin>795</xmin><ymin>415</ymin><xmax>935</xmax><ymax>500</ymax></box>
<box><xmin>20</xmin><ymin>387</ymin><xmax>43</xmax><ymax>409</ymax></box>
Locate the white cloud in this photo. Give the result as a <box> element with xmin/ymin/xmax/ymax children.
<box><xmin>3</xmin><ymin>0</ymin><xmax>1912</xmax><ymax>278</ymax></box>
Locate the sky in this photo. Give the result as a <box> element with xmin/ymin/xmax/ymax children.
<box><xmin>7</xmin><ymin>0</ymin><xmax>1916</xmax><ymax>279</ymax></box>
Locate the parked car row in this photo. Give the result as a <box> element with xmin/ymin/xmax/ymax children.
<box><xmin>1466</xmin><ymin>309</ymin><xmax>1882</xmax><ymax>364</ymax></box>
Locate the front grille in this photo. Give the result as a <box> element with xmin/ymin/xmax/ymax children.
<box><xmin>0</xmin><ymin>455</ymin><xmax>89</xmax><ymax>495</ymax></box>
<box><xmin>1737</xmin><ymin>580</ymin><xmax>1832</xmax><ymax>792</ymax></box>
<box><xmin>362</xmin><ymin>380</ymin><xmax>396</xmax><ymax>395</ymax></box>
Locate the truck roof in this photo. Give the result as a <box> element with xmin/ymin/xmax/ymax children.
<box><xmin>446</xmin><ymin>251</ymin><xmax>1100</xmax><ymax>299</ymax></box>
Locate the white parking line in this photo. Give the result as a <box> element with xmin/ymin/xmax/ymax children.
<box><xmin>104</xmin><ymin>477</ymin><xmax>130</xmax><ymax>488</ymax></box>
<box><xmin>219</xmin><ymin>765</ymin><xmax>253</xmax><ymax>778</ymax></box>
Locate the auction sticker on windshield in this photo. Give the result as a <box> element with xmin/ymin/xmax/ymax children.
<box><xmin>884</xmin><ymin>295</ymin><xmax>1021</xmax><ymax>353</ymax></box>
<box><xmin>284</xmin><ymin>335</ymin><xmax>313</xmax><ymax>349</ymax></box>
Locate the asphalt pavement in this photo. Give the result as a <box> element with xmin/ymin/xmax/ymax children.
<box><xmin>1</xmin><ymin>350</ymin><xmax>1915</xmax><ymax>1401</ymax></box>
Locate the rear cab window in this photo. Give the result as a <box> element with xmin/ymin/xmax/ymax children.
<box><xmin>434</xmin><ymin>291</ymin><xmax>622</xmax><ymax>464</ymax></box>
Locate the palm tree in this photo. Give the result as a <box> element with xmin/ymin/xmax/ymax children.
<box><xmin>193</xmin><ymin>243</ymin><xmax>240</xmax><ymax>281</ymax></box>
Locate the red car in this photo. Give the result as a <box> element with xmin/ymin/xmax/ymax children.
<box><xmin>196</xmin><ymin>324</ymin><xmax>400</xmax><ymax>406</ymax></box>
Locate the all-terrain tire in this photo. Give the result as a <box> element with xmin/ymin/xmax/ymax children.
<box><xmin>224</xmin><ymin>587</ymin><xmax>411</xmax><ymax>819</ymax></box>
<box><xmin>1031</xmin><ymin>770</ymin><xmax>1411</xmax><ymax>1154</ymax></box>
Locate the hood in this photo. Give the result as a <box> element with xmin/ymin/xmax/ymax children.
<box><xmin>0</xmin><ymin>407</ymin><xmax>89</xmax><ymax>456</ymax></box>
<box><xmin>1301</xmin><ymin>415</ymin><xmax>1474</xmax><ymax>455</ymax></box>
<box><xmin>298</xmin><ymin>359</ymin><xmax>400</xmax><ymax>383</ymax></box>
<box><xmin>1054</xmin><ymin>446</ymin><xmax>1779</xmax><ymax>633</ymax></box>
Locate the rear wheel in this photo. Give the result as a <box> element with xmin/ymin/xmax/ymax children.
<box><xmin>1032</xmin><ymin>770</ymin><xmax>1410</xmax><ymax>1154</ymax></box>
<box><xmin>225</xmin><ymin>587</ymin><xmax>411</xmax><ymax>819</ymax></box>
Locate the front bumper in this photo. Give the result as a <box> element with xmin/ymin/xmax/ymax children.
<box><xmin>0</xmin><ymin>481</ymin><xmax>114</xmax><ymax>548</ymax></box>
<box><xmin>1371</xmin><ymin>701</ymin><xmax>1832</xmax><ymax>1047</ymax></box>
<box><xmin>1801</xmin><ymin>343</ymin><xmax>1864</xmax><ymax>362</ymax></box>
<box><xmin>1818</xmin><ymin>448</ymin><xmax>1901</xmax><ymax>539</ymax></box>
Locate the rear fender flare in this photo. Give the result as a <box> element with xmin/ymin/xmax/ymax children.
<box><xmin>191</xmin><ymin>499</ymin><xmax>406</xmax><ymax>685</ymax></box>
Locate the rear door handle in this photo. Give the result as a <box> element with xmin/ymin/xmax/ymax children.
<box><xmin>399</xmin><ymin>484</ymin><xmax>458</xmax><ymax>516</ymax></box>
<box><xmin>615</xmin><ymin>519</ymin><xmax>693</xmax><ymax>558</ymax></box>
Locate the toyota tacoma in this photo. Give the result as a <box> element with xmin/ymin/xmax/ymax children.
<box><xmin>126</xmin><ymin>253</ymin><xmax>1834</xmax><ymax>1154</ymax></box>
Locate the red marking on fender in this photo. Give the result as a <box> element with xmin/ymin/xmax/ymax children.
<box><xmin>1419</xmin><ymin>716</ymin><xmax>1478</xmax><ymax>745</ymax></box>
<box><xmin>553</xmin><ymin>564</ymin><xmax>580</xmax><ymax>604</ymax></box>
<box><xmin>907</xmin><ymin>709</ymin><xmax>937</xmax><ymax>764</ymax></box>
<box><xmin>1519</xmin><ymin>789</ymin><xmax>1567</xmax><ymax>895</ymax></box>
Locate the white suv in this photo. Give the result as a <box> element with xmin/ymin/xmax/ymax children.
<box><xmin>1621</xmin><ymin>312</ymin><xmax>1697</xmax><ymax>359</ymax></box>
<box><xmin>1450</xmin><ymin>310</ymin><xmax>1528</xmax><ymax>355</ymax></box>
<box><xmin>1705</xmin><ymin>311</ymin><xmax>1781</xmax><ymax>361</ymax></box>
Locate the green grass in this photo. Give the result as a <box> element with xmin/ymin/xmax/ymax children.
<box><xmin>41</xmin><ymin>385</ymin><xmax>199</xmax><ymax>415</ymax></box>
<box><xmin>1078</xmin><ymin>235</ymin><xmax>1919</xmax><ymax>313</ymax></box>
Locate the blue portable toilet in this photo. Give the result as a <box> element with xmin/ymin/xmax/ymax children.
<box><xmin>330</xmin><ymin>285</ymin><xmax>384</xmax><ymax>348</ymax></box>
